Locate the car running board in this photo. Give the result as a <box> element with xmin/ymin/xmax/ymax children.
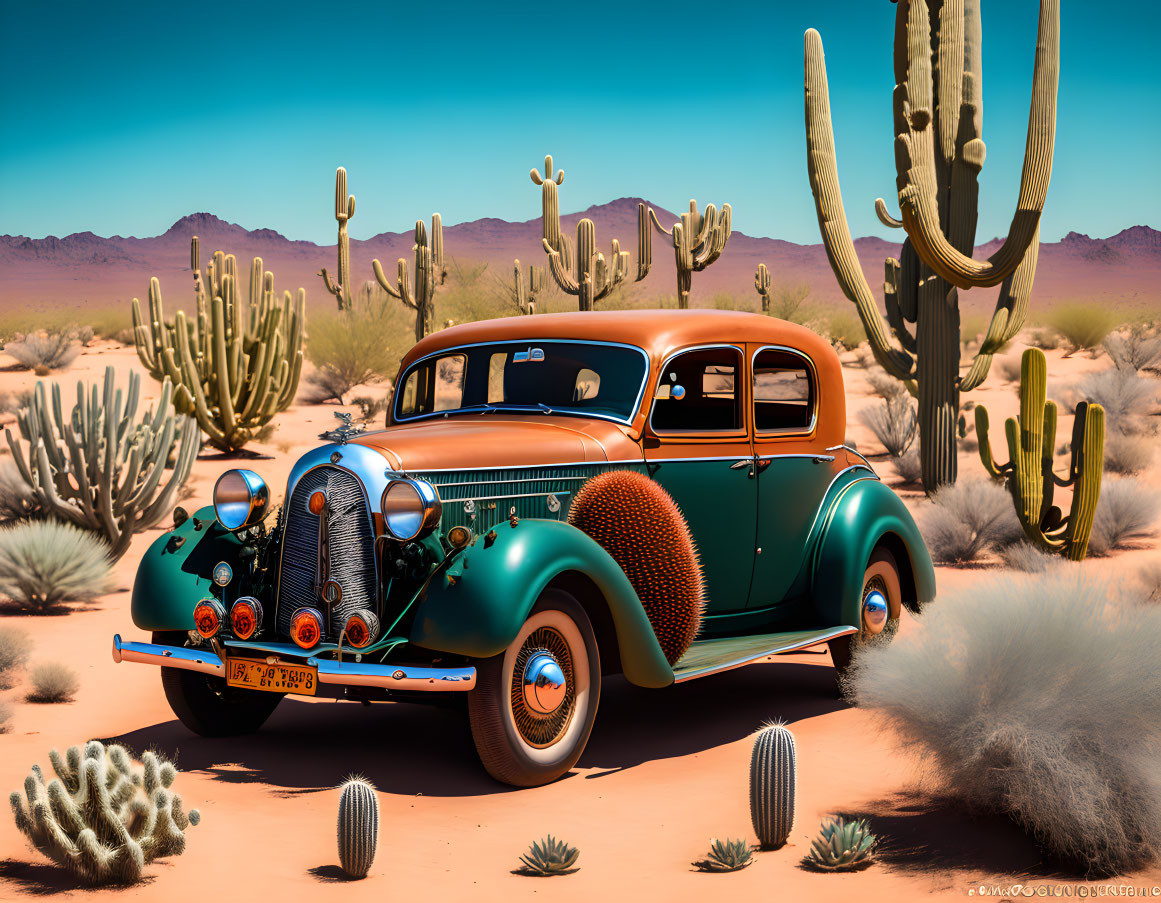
<box><xmin>671</xmin><ymin>626</ymin><xmax>857</xmax><ymax>683</ymax></box>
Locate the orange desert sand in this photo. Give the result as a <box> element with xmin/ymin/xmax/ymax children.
<box><xmin>2</xmin><ymin>337</ymin><xmax>1160</xmax><ymax>901</ymax></box>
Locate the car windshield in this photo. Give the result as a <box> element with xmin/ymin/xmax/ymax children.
<box><xmin>393</xmin><ymin>340</ymin><xmax>649</xmax><ymax>425</ymax></box>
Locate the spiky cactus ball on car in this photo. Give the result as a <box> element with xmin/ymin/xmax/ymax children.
<box><xmin>567</xmin><ymin>470</ymin><xmax>705</xmax><ymax>664</ymax></box>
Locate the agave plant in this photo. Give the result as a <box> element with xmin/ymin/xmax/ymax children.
<box><xmin>803</xmin><ymin>817</ymin><xmax>878</xmax><ymax>872</ymax></box>
<box><xmin>516</xmin><ymin>835</ymin><xmax>579</xmax><ymax>876</ymax></box>
<box><xmin>692</xmin><ymin>837</ymin><xmax>753</xmax><ymax>872</ymax></box>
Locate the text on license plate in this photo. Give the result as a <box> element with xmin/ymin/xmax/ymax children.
<box><xmin>226</xmin><ymin>658</ymin><xmax>317</xmax><ymax>695</ymax></box>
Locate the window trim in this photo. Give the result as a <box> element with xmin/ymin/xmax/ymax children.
<box><xmin>751</xmin><ymin>344</ymin><xmax>818</xmax><ymax>437</ymax></box>
<box><xmin>648</xmin><ymin>343</ymin><xmax>748</xmax><ymax>437</ymax></box>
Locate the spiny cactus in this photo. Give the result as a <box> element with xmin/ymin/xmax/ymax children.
<box><xmin>692</xmin><ymin>837</ymin><xmax>753</xmax><ymax>872</ymax></box>
<box><xmin>319</xmin><ymin>167</ymin><xmax>357</xmax><ymax>311</ymax></box>
<box><xmin>132</xmin><ymin>238</ymin><xmax>305</xmax><ymax>453</ymax></box>
<box><xmin>4</xmin><ymin>368</ymin><xmax>198</xmax><ymax>560</ymax></box>
<box><xmin>754</xmin><ymin>263</ymin><xmax>773</xmax><ymax>314</ymax></box>
<box><xmin>516</xmin><ymin>835</ymin><xmax>580</xmax><ymax>876</ymax></box>
<box><xmin>512</xmin><ymin>259</ymin><xmax>545</xmax><ymax>314</ymax></box>
<box><xmin>9</xmin><ymin>740</ymin><xmax>201</xmax><ymax>885</ymax></box>
<box><xmin>644</xmin><ymin>200</ymin><xmax>732</xmax><ymax>309</ymax></box>
<box><xmin>977</xmin><ymin>347</ymin><xmax>1104</xmax><ymax>561</ymax></box>
<box><xmin>336</xmin><ymin>776</ymin><xmax>378</xmax><ymax>879</ymax></box>
<box><xmin>804</xmin><ymin>0</ymin><xmax>1059</xmax><ymax>492</ymax></box>
<box><xmin>373</xmin><ymin>215</ymin><xmax>447</xmax><ymax>341</ymax></box>
<box><xmin>750</xmin><ymin>721</ymin><xmax>796</xmax><ymax>850</ymax></box>
<box><xmin>804</xmin><ymin>817</ymin><xmax>877</xmax><ymax>872</ymax></box>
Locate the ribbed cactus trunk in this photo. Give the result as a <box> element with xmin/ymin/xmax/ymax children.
<box><xmin>320</xmin><ymin>168</ymin><xmax>356</xmax><ymax>311</ymax></box>
<box><xmin>916</xmin><ymin>274</ymin><xmax>961</xmax><ymax>490</ymax></box>
<box><xmin>749</xmin><ymin>723</ymin><xmax>796</xmax><ymax>850</ymax></box>
<box><xmin>373</xmin><ymin>215</ymin><xmax>446</xmax><ymax>342</ymax></box>
<box><xmin>337</xmin><ymin>778</ymin><xmax>379</xmax><ymax>878</ymax></box>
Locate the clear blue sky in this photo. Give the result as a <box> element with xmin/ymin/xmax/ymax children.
<box><xmin>0</xmin><ymin>1</ymin><xmax>1156</xmax><ymax>244</ymax></box>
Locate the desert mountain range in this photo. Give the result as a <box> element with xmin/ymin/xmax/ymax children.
<box><xmin>1</xmin><ymin>198</ymin><xmax>1158</xmax><ymax>318</ymax></box>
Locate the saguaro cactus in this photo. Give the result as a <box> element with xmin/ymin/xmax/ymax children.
<box><xmin>319</xmin><ymin>167</ymin><xmax>357</xmax><ymax>311</ymax></box>
<box><xmin>336</xmin><ymin>777</ymin><xmax>379</xmax><ymax>878</ymax></box>
<box><xmin>750</xmin><ymin>722</ymin><xmax>796</xmax><ymax>849</ymax></box>
<box><xmin>754</xmin><ymin>263</ymin><xmax>773</xmax><ymax>314</ymax></box>
<box><xmin>803</xmin><ymin>0</ymin><xmax>1059</xmax><ymax>492</ymax></box>
<box><xmin>372</xmin><ymin>215</ymin><xmax>447</xmax><ymax>341</ymax></box>
<box><xmin>4</xmin><ymin>367</ymin><xmax>198</xmax><ymax>560</ymax></box>
<box><xmin>644</xmin><ymin>200</ymin><xmax>732</xmax><ymax>309</ymax></box>
<box><xmin>512</xmin><ymin>259</ymin><xmax>544</xmax><ymax>314</ymax></box>
<box><xmin>976</xmin><ymin>348</ymin><xmax>1103</xmax><ymax>561</ymax></box>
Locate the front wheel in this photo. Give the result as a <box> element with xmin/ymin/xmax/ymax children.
<box><xmin>154</xmin><ymin>631</ymin><xmax>283</xmax><ymax>737</ymax></box>
<box><xmin>467</xmin><ymin>590</ymin><xmax>601</xmax><ymax>787</ymax></box>
<box><xmin>828</xmin><ymin>547</ymin><xmax>903</xmax><ymax>688</ymax></box>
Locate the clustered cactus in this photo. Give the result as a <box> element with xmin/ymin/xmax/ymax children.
<box><xmin>132</xmin><ymin>237</ymin><xmax>305</xmax><ymax>453</ymax></box>
<box><xmin>804</xmin><ymin>0</ymin><xmax>1059</xmax><ymax>492</ymax></box>
<box><xmin>750</xmin><ymin>721</ymin><xmax>797</xmax><ymax>849</ymax></box>
<box><xmin>977</xmin><ymin>347</ymin><xmax>1104</xmax><ymax>560</ymax></box>
<box><xmin>336</xmin><ymin>776</ymin><xmax>379</xmax><ymax>879</ymax></box>
<box><xmin>644</xmin><ymin>199</ymin><xmax>732</xmax><ymax>310</ymax></box>
<box><xmin>693</xmin><ymin>837</ymin><xmax>753</xmax><ymax>872</ymax></box>
<box><xmin>10</xmin><ymin>740</ymin><xmax>200</xmax><ymax>885</ymax></box>
<box><xmin>516</xmin><ymin>835</ymin><xmax>580</xmax><ymax>876</ymax></box>
<box><xmin>4</xmin><ymin>367</ymin><xmax>198</xmax><ymax>560</ymax></box>
<box><xmin>804</xmin><ymin>817</ymin><xmax>878</xmax><ymax>872</ymax></box>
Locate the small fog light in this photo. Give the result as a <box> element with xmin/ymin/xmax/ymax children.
<box><xmin>193</xmin><ymin>599</ymin><xmax>226</xmax><ymax>639</ymax></box>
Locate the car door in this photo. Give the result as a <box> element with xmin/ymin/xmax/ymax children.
<box><xmin>747</xmin><ymin>344</ymin><xmax>839</xmax><ymax>609</ymax></box>
<box><xmin>643</xmin><ymin>344</ymin><xmax>758</xmax><ymax>615</ymax></box>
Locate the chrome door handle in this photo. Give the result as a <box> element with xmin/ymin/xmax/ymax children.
<box><xmin>729</xmin><ymin>459</ymin><xmax>752</xmax><ymax>470</ymax></box>
<box><xmin>813</xmin><ymin>455</ymin><xmax>836</xmax><ymax>463</ymax></box>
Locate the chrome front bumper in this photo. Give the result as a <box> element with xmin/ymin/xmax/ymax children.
<box><xmin>111</xmin><ymin>634</ymin><xmax>476</xmax><ymax>692</ymax></box>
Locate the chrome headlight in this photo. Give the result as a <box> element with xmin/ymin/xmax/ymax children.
<box><xmin>213</xmin><ymin>469</ymin><xmax>270</xmax><ymax>531</ymax></box>
<box><xmin>381</xmin><ymin>478</ymin><xmax>441</xmax><ymax>541</ymax></box>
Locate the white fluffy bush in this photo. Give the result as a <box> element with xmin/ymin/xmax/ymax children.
<box><xmin>1090</xmin><ymin>477</ymin><xmax>1160</xmax><ymax>555</ymax></box>
<box><xmin>848</xmin><ymin>571</ymin><xmax>1161</xmax><ymax>874</ymax></box>
<box><xmin>0</xmin><ymin>522</ymin><xmax>113</xmax><ymax>610</ymax></box>
<box><xmin>920</xmin><ymin>479</ymin><xmax>1023</xmax><ymax>564</ymax></box>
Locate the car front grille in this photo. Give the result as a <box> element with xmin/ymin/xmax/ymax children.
<box><xmin>276</xmin><ymin>466</ymin><xmax>377</xmax><ymax>641</ymax></box>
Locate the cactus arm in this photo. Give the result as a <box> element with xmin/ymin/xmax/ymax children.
<box><xmin>646</xmin><ymin>206</ymin><xmax>674</xmax><ymax>238</ymax></box>
<box><xmin>894</xmin><ymin>0</ymin><xmax>1059</xmax><ymax>289</ymax></box>
<box><xmin>974</xmin><ymin>404</ymin><xmax>1008</xmax><ymax>480</ymax></box>
<box><xmin>874</xmin><ymin>198</ymin><xmax>903</xmax><ymax>228</ymax></box>
<box><xmin>883</xmin><ymin>258</ymin><xmax>918</xmax><ymax>353</ymax></box>
<box><xmin>371</xmin><ymin>258</ymin><xmax>403</xmax><ymax>301</ymax></box>
<box><xmin>543</xmin><ymin>238</ymin><xmax>580</xmax><ymax>294</ymax></box>
<box><xmin>804</xmin><ymin>28</ymin><xmax>915</xmax><ymax>383</ymax></box>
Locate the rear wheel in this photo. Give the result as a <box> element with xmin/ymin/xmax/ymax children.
<box><xmin>154</xmin><ymin>631</ymin><xmax>283</xmax><ymax>737</ymax></box>
<box><xmin>828</xmin><ymin>547</ymin><xmax>903</xmax><ymax>687</ymax></box>
<box><xmin>467</xmin><ymin>590</ymin><xmax>601</xmax><ymax>787</ymax></box>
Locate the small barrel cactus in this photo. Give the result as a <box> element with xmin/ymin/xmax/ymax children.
<box><xmin>517</xmin><ymin>835</ymin><xmax>580</xmax><ymax>876</ymax></box>
<box><xmin>336</xmin><ymin>776</ymin><xmax>379</xmax><ymax>879</ymax></box>
<box><xmin>750</xmin><ymin>721</ymin><xmax>796</xmax><ymax>849</ymax></box>
<box><xmin>693</xmin><ymin>837</ymin><xmax>753</xmax><ymax>872</ymax></box>
<box><xmin>804</xmin><ymin>817</ymin><xmax>878</xmax><ymax>871</ymax></box>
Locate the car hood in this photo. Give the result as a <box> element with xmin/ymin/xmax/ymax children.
<box><xmin>347</xmin><ymin>414</ymin><xmax>643</xmax><ymax>472</ymax></box>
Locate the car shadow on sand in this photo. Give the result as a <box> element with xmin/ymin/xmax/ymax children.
<box><xmin>104</xmin><ymin>659</ymin><xmax>843</xmax><ymax>798</ymax></box>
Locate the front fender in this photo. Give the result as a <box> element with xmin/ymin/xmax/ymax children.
<box><xmin>131</xmin><ymin>506</ymin><xmax>244</xmax><ymax>632</ymax></box>
<box><xmin>812</xmin><ymin>477</ymin><xmax>936</xmax><ymax>627</ymax></box>
<box><xmin>409</xmin><ymin>518</ymin><xmax>674</xmax><ymax>689</ymax></box>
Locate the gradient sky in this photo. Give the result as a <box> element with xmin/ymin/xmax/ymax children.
<box><xmin>1</xmin><ymin>0</ymin><xmax>1157</xmax><ymax>246</ymax></box>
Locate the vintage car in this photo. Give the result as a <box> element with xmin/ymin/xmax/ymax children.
<box><xmin>112</xmin><ymin>310</ymin><xmax>935</xmax><ymax>787</ymax></box>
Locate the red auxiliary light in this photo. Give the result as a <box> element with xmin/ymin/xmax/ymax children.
<box><xmin>192</xmin><ymin>599</ymin><xmax>226</xmax><ymax>639</ymax></box>
<box><xmin>344</xmin><ymin>609</ymin><xmax>381</xmax><ymax>649</ymax></box>
<box><xmin>229</xmin><ymin>597</ymin><xmax>264</xmax><ymax>641</ymax></box>
<box><xmin>290</xmin><ymin>607</ymin><xmax>324</xmax><ymax>649</ymax></box>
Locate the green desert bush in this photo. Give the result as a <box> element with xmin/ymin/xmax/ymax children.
<box><xmin>1089</xmin><ymin>477</ymin><xmax>1160</xmax><ymax>555</ymax></box>
<box><xmin>0</xmin><ymin>521</ymin><xmax>113</xmax><ymax>611</ymax></box>
<box><xmin>858</xmin><ymin>397</ymin><xmax>917</xmax><ymax>457</ymax></box>
<box><xmin>85</xmin><ymin>308</ymin><xmax>136</xmax><ymax>345</ymax></box>
<box><xmin>920</xmin><ymin>479</ymin><xmax>1023</xmax><ymax>564</ymax></box>
<box><xmin>767</xmin><ymin>283</ymin><xmax>814</xmax><ymax>324</ymax></box>
<box><xmin>26</xmin><ymin>662</ymin><xmax>79</xmax><ymax>702</ymax></box>
<box><xmin>305</xmin><ymin>300</ymin><xmax>411</xmax><ymax>405</ymax></box>
<box><xmin>5</xmin><ymin>329</ymin><xmax>81</xmax><ymax>374</ymax></box>
<box><xmin>822</xmin><ymin>310</ymin><xmax>866</xmax><ymax>351</ymax></box>
<box><xmin>0</xmin><ymin>625</ymin><xmax>33</xmax><ymax>687</ymax></box>
<box><xmin>1048</xmin><ymin>303</ymin><xmax>1120</xmax><ymax>358</ymax></box>
<box><xmin>848</xmin><ymin>570</ymin><xmax>1161</xmax><ymax>874</ymax></box>
<box><xmin>692</xmin><ymin>837</ymin><xmax>753</xmax><ymax>872</ymax></box>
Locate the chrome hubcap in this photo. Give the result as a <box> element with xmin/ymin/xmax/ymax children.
<box><xmin>522</xmin><ymin>651</ymin><xmax>567</xmax><ymax>715</ymax></box>
<box><xmin>862</xmin><ymin>585</ymin><xmax>889</xmax><ymax>635</ymax></box>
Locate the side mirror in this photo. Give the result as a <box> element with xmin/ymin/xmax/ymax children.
<box><xmin>654</xmin><ymin>384</ymin><xmax>686</xmax><ymax>401</ymax></box>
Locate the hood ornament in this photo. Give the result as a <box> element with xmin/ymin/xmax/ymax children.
<box><xmin>319</xmin><ymin>411</ymin><xmax>365</xmax><ymax>445</ymax></box>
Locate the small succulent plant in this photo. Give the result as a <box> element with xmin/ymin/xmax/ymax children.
<box><xmin>516</xmin><ymin>835</ymin><xmax>580</xmax><ymax>876</ymax></box>
<box><xmin>803</xmin><ymin>817</ymin><xmax>878</xmax><ymax>872</ymax></box>
<box><xmin>693</xmin><ymin>837</ymin><xmax>753</xmax><ymax>872</ymax></box>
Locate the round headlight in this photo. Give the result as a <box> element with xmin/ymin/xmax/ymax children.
<box><xmin>381</xmin><ymin>478</ymin><xmax>441</xmax><ymax>541</ymax></box>
<box><xmin>213</xmin><ymin>469</ymin><xmax>270</xmax><ymax>531</ymax></box>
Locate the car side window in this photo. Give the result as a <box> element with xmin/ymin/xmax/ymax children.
<box><xmin>753</xmin><ymin>348</ymin><xmax>814</xmax><ymax>433</ymax></box>
<box><xmin>399</xmin><ymin>353</ymin><xmax>466</xmax><ymax>415</ymax></box>
<box><xmin>652</xmin><ymin>347</ymin><xmax>743</xmax><ymax>432</ymax></box>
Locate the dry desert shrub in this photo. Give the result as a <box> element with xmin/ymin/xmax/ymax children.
<box><xmin>1027</xmin><ymin>326</ymin><xmax>1060</xmax><ymax>351</ymax></box>
<box><xmin>304</xmin><ymin>301</ymin><xmax>410</xmax><ymax>405</ymax></box>
<box><xmin>920</xmin><ymin>479</ymin><xmax>1022</xmax><ymax>564</ymax></box>
<box><xmin>865</xmin><ymin>367</ymin><xmax>908</xmax><ymax>401</ymax></box>
<box><xmin>0</xmin><ymin>521</ymin><xmax>113</xmax><ymax>611</ymax></box>
<box><xmin>0</xmin><ymin>700</ymin><xmax>11</xmax><ymax>733</ymax></box>
<box><xmin>5</xmin><ymin>330</ymin><xmax>80</xmax><ymax>374</ymax></box>
<box><xmin>1089</xmin><ymin>477</ymin><xmax>1160</xmax><ymax>555</ymax></box>
<box><xmin>1000</xmin><ymin>541</ymin><xmax>1063</xmax><ymax>573</ymax></box>
<box><xmin>765</xmin><ymin>283</ymin><xmax>814</xmax><ymax>324</ymax></box>
<box><xmin>1135</xmin><ymin>562</ymin><xmax>1161</xmax><ymax>602</ymax></box>
<box><xmin>859</xmin><ymin>397</ymin><xmax>917</xmax><ymax>457</ymax></box>
<box><xmin>1103</xmin><ymin>430</ymin><xmax>1154</xmax><ymax>475</ymax></box>
<box><xmin>1105</xmin><ymin>330</ymin><xmax>1161</xmax><ymax>372</ymax></box>
<box><xmin>0</xmin><ymin>624</ymin><xmax>33</xmax><ymax>686</ymax></box>
<box><xmin>848</xmin><ymin>570</ymin><xmax>1161</xmax><ymax>874</ymax></box>
<box><xmin>1048</xmin><ymin>303</ymin><xmax>1120</xmax><ymax>358</ymax></box>
<box><xmin>892</xmin><ymin>448</ymin><xmax>922</xmax><ymax>485</ymax></box>
<box><xmin>26</xmin><ymin>662</ymin><xmax>79</xmax><ymax>703</ymax></box>
<box><xmin>996</xmin><ymin>355</ymin><xmax>1023</xmax><ymax>382</ymax></box>
<box><xmin>1072</xmin><ymin>367</ymin><xmax>1157</xmax><ymax>432</ymax></box>
<box><xmin>86</xmin><ymin>308</ymin><xmax>136</xmax><ymax>345</ymax></box>
<box><xmin>823</xmin><ymin>310</ymin><xmax>866</xmax><ymax>351</ymax></box>
<box><xmin>0</xmin><ymin>460</ymin><xmax>42</xmax><ymax>522</ymax></box>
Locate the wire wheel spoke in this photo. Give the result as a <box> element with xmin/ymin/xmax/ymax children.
<box><xmin>510</xmin><ymin>626</ymin><xmax>575</xmax><ymax>748</ymax></box>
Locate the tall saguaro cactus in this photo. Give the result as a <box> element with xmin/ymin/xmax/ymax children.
<box><xmin>132</xmin><ymin>239</ymin><xmax>305</xmax><ymax>453</ymax></box>
<box><xmin>644</xmin><ymin>200</ymin><xmax>732</xmax><ymax>309</ymax></box>
<box><xmin>754</xmin><ymin>264</ymin><xmax>773</xmax><ymax>314</ymax></box>
<box><xmin>372</xmin><ymin>215</ymin><xmax>447</xmax><ymax>341</ymax></box>
<box><xmin>976</xmin><ymin>348</ymin><xmax>1103</xmax><ymax>561</ymax></box>
<box><xmin>803</xmin><ymin>0</ymin><xmax>1059</xmax><ymax>492</ymax></box>
<box><xmin>319</xmin><ymin>167</ymin><xmax>357</xmax><ymax>311</ymax></box>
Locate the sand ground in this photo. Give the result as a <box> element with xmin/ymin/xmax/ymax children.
<box><xmin>1</xmin><ymin>337</ymin><xmax>1160</xmax><ymax>901</ymax></box>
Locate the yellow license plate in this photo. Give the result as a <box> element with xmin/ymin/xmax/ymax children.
<box><xmin>225</xmin><ymin>658</ymin><xmax>317</xmax><ymax>696</ymax></box>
